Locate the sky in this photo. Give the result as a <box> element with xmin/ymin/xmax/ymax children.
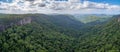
<box><xmin>0</xmin><ymin>0</ymin><xmax>120</xmax><ymax>14</ymax></box>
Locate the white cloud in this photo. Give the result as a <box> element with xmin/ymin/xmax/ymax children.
<box><xmin>0</xmin><ymin>0</ymin><xmax>120</xmax><ymax>14</ymax></box>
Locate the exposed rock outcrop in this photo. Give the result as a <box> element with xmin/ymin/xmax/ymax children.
<box><xmin>17</xmin><ymin>17</ymin><xmax>32</xmax><ymax>25</ymax></box>
<box><xmin>0</xmin><ymin>25</ymin><xmax>5</xmax><ymax>31</ymax></box>
<box><xmin>118</xmin><ymin>17</ymin><xmax>120</xmax><ymax>22</ymax></box>
<box><xmin>0</xmin><ymin>17</ymin><xmax>32</xmax><ymax>31</ymax></box>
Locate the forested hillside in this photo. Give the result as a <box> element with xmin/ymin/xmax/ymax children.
<box><xmin>75</xmin><ymin>15</ymin><xmax>120</xmax><ymax>52</ymax></box>
<box><xmin>0</xmin><ymin>14</ymin><xmax>120</xmax><ymax>52</ymax></box>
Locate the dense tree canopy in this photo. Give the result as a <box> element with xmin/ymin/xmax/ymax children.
<box><xmin>0</xmin><ymin>14</ymin><xmax>120</xmax><ymax>52</ymax></box>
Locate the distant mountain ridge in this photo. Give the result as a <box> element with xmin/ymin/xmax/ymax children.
<box><xmin>0</xmin><ymin>14</ymin><xmax>114</xmax><ymax>32</ymax></box>
<box><xmin>72</xmin><ymin>14</ymin><xmax>112</xmax><ymax>23</ymax></box>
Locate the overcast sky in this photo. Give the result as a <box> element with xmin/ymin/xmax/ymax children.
<box><xmin>0</xmin><ymin>0</ymin><xmax>120</xmax><ymax>14</ymax></box>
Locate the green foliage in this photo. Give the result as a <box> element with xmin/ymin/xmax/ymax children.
<box><xmin>0</xmin><ymin>14</ymin><xmax>120</xmax><ymax>52</ymax></box>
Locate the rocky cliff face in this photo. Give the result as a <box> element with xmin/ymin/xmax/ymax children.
<box><xmin>114</xmin><ymin>15</ymin><xmax>120</xmax><ymax>22</ymax></box>
<box><xmin>0</xmin><ymin>17</ymin><xmax>32</xmax><ymax>31</ymax></box>
<box><xmin>0</xmin><ymin>25</ymin><xmax>5</xmax><ymax>31</ymax></box>
<box><xmin>118</xmin><ymin>17</ymin><xmax>120</xmax><ymax>22</ymax></box>
<box><xmin>17</xmin><ymin>17</ymin><xmax>32</xmax><ymax>25</ymax></box>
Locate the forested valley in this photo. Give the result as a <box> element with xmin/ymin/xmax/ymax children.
<box><xmin>0</xmin><ymin>14</ymin><xmax>120</xmax><ymax>52</ymax></box>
